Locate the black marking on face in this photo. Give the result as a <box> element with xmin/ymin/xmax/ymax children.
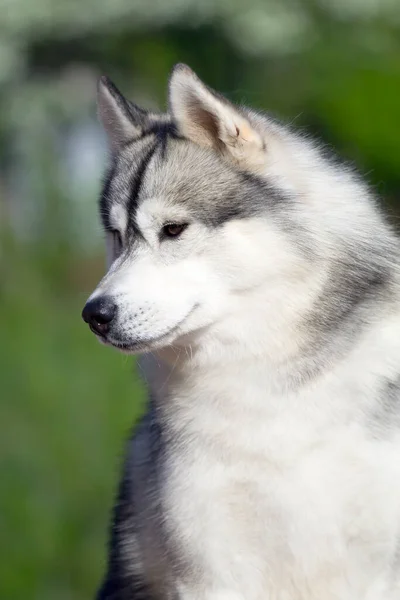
<box><xmin>100</xmin><ymin>163</ymin><xmax>117</xmax><ymax>231</ymax></box>
<box><xmin>157</xmin><ymin>125</ymin><xmax>170</xmax><ymax>161</ymax></box>
<box><xmin>128</xmin><ymin>142</ymin><xmax>159</xmax><ymax>213</ymax></box>
<box><xmin>100</xmin><ymin>122</ymin><xmax>186</xmax><ymax>244</ymax></box>
<box><xmin>146</xmin><ymin>120</ymin><xmax>181</xmax><ymax>140</ymax></box>
<box><xmin>119</xmin><ymin>120</ymin><xmax>182</xmax><ymax>150</ymax></box>
<box><xmin>127</xmin><ymin>124</ymin><xmax>183</xmax><ymax>208</ymax></box>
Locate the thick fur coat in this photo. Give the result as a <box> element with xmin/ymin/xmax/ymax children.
<box><xmin>82</xmin><ymin>65</ymin><xmax>400</xmax><ymax>600</ymax></box>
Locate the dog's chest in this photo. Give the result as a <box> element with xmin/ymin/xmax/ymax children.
<box><xmin>150</xmin><ymin>374</ymin><xmax>400</xmax><ymax>599</ymax></box>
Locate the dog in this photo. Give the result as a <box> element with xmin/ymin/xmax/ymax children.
<box><xmin>82</xmin><ymin>64</ymin><xmax>400</xmax><ymax>599</ymax></box>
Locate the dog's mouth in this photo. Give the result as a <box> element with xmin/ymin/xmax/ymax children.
<box><xmin>106</xmin><ymin>332</ymin><xmax>173</xmax><ymax>353</ymax></box>
<box><xmin>96</xmin><ymin>304</ymin><xmax>199</xmax><ymax>354</ymax></box>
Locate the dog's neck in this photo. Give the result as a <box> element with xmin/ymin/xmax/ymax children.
<box><xmin>138</xmin><ymin>303</ymin><xmax>400</xmax><ymax>468</ymax></box>
<box><xmin>140</xmin><ymin>284</ymin><xmax>328</xmax><ymax>399</ymax></box>
<box><xmin>141</xmin><ymin>268</ymin><xmax>389</xmax><ymax>402</ymax></box>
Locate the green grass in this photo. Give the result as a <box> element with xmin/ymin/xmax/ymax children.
<box><xmin>0</xmin><ymin>242</ymin><xmax>146</xmax><ymax>600</ymax></box>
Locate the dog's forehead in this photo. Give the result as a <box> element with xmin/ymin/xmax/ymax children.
<box><xmin>103</xmin><ymin>136</ymin><xmax>237</xmax><ymax>221</ymax></box>
<box><xmin>141</xmin><ymin>143</ymin><xmax>275</xmax><ymax>226</ymax></box>
<box><xmin>142</xmin><ymin>140</ymin><xmax>235</xmax><ymax>201</ymax></box>
<box><xmin>100</xmin><ymin>128</ymin><xmax>274</xmax><ymax>232</ymax></box>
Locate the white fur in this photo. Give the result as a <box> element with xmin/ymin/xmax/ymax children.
<box><xmin>150</xmin><ymin>315</ymin><xmax>400</xmax><ymax>600</ymax></box>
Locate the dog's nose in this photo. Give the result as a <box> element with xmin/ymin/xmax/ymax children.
<box><xmin>82</xmin><ymin>296</ymin><xmax>116</xmax><ymax>336</ymax></box>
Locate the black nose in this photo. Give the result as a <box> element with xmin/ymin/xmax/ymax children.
<box><xmin>82</xmin><ymin>296</ymin><xmax>116</xmax><ymax>336</ymax></box>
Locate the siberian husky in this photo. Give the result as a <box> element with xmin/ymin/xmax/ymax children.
<box><xmin>82</xmin><ymin>64</ymin><xmax>400</xmax><ymax>599</ymax></box>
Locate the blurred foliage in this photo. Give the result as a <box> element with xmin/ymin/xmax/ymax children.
<box><xmin>0</xmin><ymin>233</ymin><xmax>146</xmax><ymax>599</ymax></box>
<box><xmin>0</xmin><ymin>0</ymin><xmax>399</xmax><ymax>598</ymax></box>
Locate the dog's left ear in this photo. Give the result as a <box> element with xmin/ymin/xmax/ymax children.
<box><xmin>97</xmin><ymin>76</ymin><xmax>149</xmax><ymax>153</ymax></box>
<box><xmin>168</xmin><ymin>64</ymin><xmax>265</xmax><ymax>170</ymax></box>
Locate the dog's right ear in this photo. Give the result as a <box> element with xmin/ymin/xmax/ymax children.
<box><xmin>97</xmin><ymin>77</ymin><xmax>148</xmax><ymax>153</ymax></box>
<box><xmin>168</xmin><ymin>64</ymin><xmax>266</xmax><ymax>171</ymax></box>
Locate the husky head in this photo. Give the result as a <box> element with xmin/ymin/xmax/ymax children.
<box><xmin>82</xmin><ymin>64</ymin><xmax>394</xmax><ymax>359</ymax></box>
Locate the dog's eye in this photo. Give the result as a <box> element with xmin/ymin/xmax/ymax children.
<box><xmin>161</xmin><ymin>223</ymin><xmax>188</xmax><ymax>239</ymax></box>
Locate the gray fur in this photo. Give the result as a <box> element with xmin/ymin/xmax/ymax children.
<box><xmin>369</xmin><ymin>375</ymin><xmax>400</xmax><ymax>438</ymax></box>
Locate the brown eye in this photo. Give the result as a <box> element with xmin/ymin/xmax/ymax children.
<box><xmin>162</xmin><ymin>223</ymin><xmax>188</xmax><ymax>239</ymax></box>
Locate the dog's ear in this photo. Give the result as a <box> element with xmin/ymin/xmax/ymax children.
<box><xmin>97</xmin><ymin>76</ymin><xmax>148</xmax><ymax>153</ymax></box>
<box><xmin>168</xmin><ymin>64</ymin><xmax>265</xmax><ymax>169</ymax></box>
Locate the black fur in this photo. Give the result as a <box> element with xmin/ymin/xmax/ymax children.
<box><xmin>96</xmin><ymin>405</ymin><xmax>163</xmax><ymax>600</ymax></box>
<box><xmin>96</xmin><ymin>446</ymin><xmax>149</xmax><ymax>599</ymax></box>
<box><xmin>100</xmin><ymin>164</ymin><xmax>117</xmax><ymax>231</ymax></box>
<box><xmin>128</xmin><ymin>143</ymin><xmax>159</xmax><ymax>214</ymax></box>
